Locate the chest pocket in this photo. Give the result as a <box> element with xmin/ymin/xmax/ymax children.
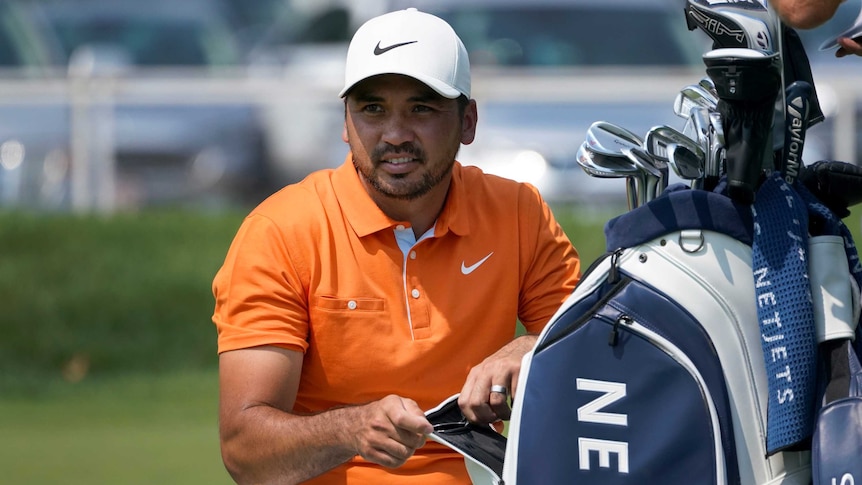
<box><xmin>314</xmin><ymin>296</ymin><xmax>386</xmax><ymax>312</ymax></box>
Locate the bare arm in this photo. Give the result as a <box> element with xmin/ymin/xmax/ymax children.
<box><xmin>457</xmin><ymin>334</ymin><xmax>537</xmax><ymax>423</ymax></box>
<box><xmin>770</xmin><ymin>0</ymin><xmax>844</xmax><ymax>29</ymax></box>
<box><xmin>218</xmin><ymin>346</ymin><xmax>433</xmax><ymax>485</ymax></box>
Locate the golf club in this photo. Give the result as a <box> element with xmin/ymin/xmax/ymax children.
<box><xmin>585</xmin><ymin>121</ymin><xmax>643</xmax><ymax>156</ymax></box>
<box><xmin>622</xmin><ymin>146</ymin><xmax>664</xmax><ymax>204</ymax></box>
<box><xmin>667</xmin><ymin>143</ymin><xmax>705</xmax><ymax>183</ymax></box>
<box><xmin>673</xmin><ymin>83</ymin><xmax>718</xmax><ymax>119</ymax></box>
<box><xmin>577</xmin><ymin>142</ymin><xmax>640</xmax><ymax>210</ymax></box>
<box><xmin>684</xmin><ymin>0</ymin><xmax>777</xmax><ymax>53</ymax></box>
<box><xmin>688</xmin><ymin>106</ymin><xmax>717</xmax><ymax>189</ymax></box>
<box><xmin>780</xmin><ymin>80</ymin><xmax>813</xmax><ymax>185</ymax></box>
<box><xmin>644</xmin><ymin>124</ymin><xmax>706</xmax><ymax>164</ymax></box>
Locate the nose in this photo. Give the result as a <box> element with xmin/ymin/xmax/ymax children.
<box><xmin>380</xmin><ymin>112</ymin><xmax>416</xmax><ymax>147</ymax></box>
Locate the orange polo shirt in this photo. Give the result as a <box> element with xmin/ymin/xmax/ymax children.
<box><xmin>212</xmin><ymin>155</ymin><xmax>580</xmax><ymax>484</ymax></box>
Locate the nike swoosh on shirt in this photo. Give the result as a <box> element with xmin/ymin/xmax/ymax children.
<box><xmin>461</xmin><ymin>252</ymin><xmax>494</xmax><ymax>275</ymax></box>
<box><xmin>373</xmin><ymin>40</ymin><xmax>417</xmax><ymax>55</ymax></box>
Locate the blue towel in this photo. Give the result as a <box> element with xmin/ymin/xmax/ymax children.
<box><xmin>751</xmin><ymin>172</ymin><xmax>817</xmax><ymax>453</ymax></box>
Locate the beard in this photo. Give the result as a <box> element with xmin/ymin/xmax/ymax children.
<box><xmin>352</xmin><ymin>142</ymin><xmax>456</xmax><ymax>201</ymax></box>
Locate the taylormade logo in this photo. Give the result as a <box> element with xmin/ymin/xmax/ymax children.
<box><xmin>783</xmin><ymin>97</ymin><xmax>806</xmax><ymax>185</ymax></box>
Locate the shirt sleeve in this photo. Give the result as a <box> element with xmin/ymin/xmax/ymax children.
<box><xmin>517</xmin><ymin>185</ymin><xmax>581</xmax><ymax>334</ymax></box>
<box><xmin>211</xmin><ymin>213</ymin><xmax>310</xmax><ymax>354</ymax></box>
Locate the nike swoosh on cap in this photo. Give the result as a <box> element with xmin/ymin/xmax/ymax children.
<box><xmin>374</xmin><ymin>40</ymin><xmax>418</xmax><ymax>55</ymax></box>
<box><xmin>461</xmin><ymin>252</ymin><xmax>494</xmax><ymax>275</ymax></box>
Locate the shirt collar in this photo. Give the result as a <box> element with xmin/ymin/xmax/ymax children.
<box><xmin>332</xmin><ymin>153</ymin><xmax>471</xmax><ymax>238</ymax></box>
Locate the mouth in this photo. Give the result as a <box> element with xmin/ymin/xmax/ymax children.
<box><xmin>377</xmin><ymin>154</ymin><xmax>421</xmax><ymax>175</ymax></box>
<box><xmin>384</xmin><ymin>156</ymin><xmax>416</xmax><ymax>165</ymax></box>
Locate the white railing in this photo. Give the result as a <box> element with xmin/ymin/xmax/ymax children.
<box><xmin>0</xmin><ymin>67</ymin><xmax>858</xmax><ymax>212</ymax></box>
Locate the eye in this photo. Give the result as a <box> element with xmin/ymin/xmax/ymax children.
<box><xmin>412</xmin><ymin>104</ymin><xmax>434</xmax><ymax>113</ymax></box>
<box><xmin>361</xmin><ymin>103</ymin><xmax>384</xmax><ymax>113</ymax></box>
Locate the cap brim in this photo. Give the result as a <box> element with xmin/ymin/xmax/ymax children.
<box><xmin>339</xmin><ymin>71</ymin><xmax>463</xmax><ymax>99</ymax></box>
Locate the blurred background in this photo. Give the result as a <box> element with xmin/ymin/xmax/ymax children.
<box><xmin>0</xmin><ymin>0</ymin><xmax>859</xmax><ymax>483</ymax></box>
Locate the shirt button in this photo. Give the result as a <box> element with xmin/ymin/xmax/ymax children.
<box><xmin>410</xmin><ymin>251</ymin><xmax>417</xmax><ymax>260</ymax></box>
<box><xmin>396</xmin><ymin>224</ymin><xmax>406</xmax><ymax>231</ymax></box>
<box><xmin>347</xmin><ymin>300</ymin><xmax>357</xmax><ymax>310</ymax></box>
<box><xmin>411</xmin><ymin>289</ymin><xmax>420</xmax><ymax>299</ymax></box>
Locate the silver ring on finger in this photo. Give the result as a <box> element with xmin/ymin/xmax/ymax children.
<box><xmin>490</xmin><ymin>385</ymin><xmax>508</xmax><ymax>395</ymax></box>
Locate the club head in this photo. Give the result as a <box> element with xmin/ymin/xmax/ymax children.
<box><xmin>673</xmin><ymin>84</ymin><xmax>718</xmax><ymax>119</ymax></box>
<box><xmin>644</xmin><ymin>125</ymin><xmax>705</xmax><ymax>163</ymax></box>
<box><xmin>585</xmin><ymin>121</ymin><xmax>643</xmax><ymax>156</ymax></box>
<box><xmin>698</xmin><ymin>76</ymin><xmax>718</xmax><ymax>99</ymax></box>
<box><xmin>708</xmin><ymin>110</ymin><xmax>726</xmax><ymax>177</ymax></box>
<box><xmin>577</xmin><ymin>142</ymin><xmax>640</xmax><ymax>210</ymax></box>
<box><xmin>689</xmin><ymin>106</ymin><xmax>711</xmax><ymax>167</ymax></box>
<box><xmin>685</xmin><ymin>0</ymin><xmax>777</xmax><ymax>53</ymax></box>
<box><xmin>667</xmin><ymin>143</ymin><xmax>705</xmax><ymax>181</ymax></box>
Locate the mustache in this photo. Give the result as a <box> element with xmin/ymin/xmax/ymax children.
<box><xmin>371</xmin><ymin>143</ymin><xmax>424</xmax><ymax>162</ymax></box>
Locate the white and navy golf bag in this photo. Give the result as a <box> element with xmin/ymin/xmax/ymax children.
<box><xmin>503</xmin><ymin>180</ymin><xmax>862</xmax><ymax>485</ymax></box>
<box><xmin>427</xmin><ymin>179</ymin><xmax>862</xmax><ymax>485</ymax></box>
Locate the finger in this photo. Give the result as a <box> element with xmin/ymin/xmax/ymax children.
<box><xmin>363</xmin><ymin>440</ymin><xmax>416</xmax><ymax>468</ymax></box>
<box><xmin>457</xmin><ymin>374</ymin><xmax>495</xmax><ymax>422</ymax></box>
<box><xmin>357</xmin><ymin>397</ymin><xmax>428</xmax><ymax>468</ymax></box>
<box><xmin>392</xmin><ymin>397</ymin><xmax>433</xmax><ymax>435</ymax></box>
<box><xmin>460</xmin><ymin>380</ymin><xmax>509</xmax><ymax>424</ymax></box>
<box><xmin>488</xmin><ymin>390</ymin><xmax>511</xmax><ymax>421</ymax></box>
<box><xmin>837</xmin><ymin>37</ymin><xmax>862</xmax><ymax>57</ymax></box>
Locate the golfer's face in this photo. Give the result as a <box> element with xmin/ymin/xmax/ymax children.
<box><xmin>344</xmin><ymin>74</ymin><xmax>476</xmax><ymax>201</ymax></box>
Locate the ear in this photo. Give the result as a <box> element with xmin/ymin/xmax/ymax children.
<box><xmin>342</xmin><ymin>122</ymin><xmax>349</xmax><ymax>144</ymax></box>
<box><xmin>460</xmin><ymin>99</ymin><xmax>478</xmax><ymax>145</ymax></box>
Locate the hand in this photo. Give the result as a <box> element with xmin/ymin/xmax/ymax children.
<box><xmin>457</xmin><ymin>335</ymin><xmax>537</xmax><ymax>424</ymax></box>
<box><xmin>836</xmin><ymin>36</ymin><xmax>862</xmax><ymax>57</ymax></box>
<box><xmin>351</xmin><ymin>395</ymin><xmax>433</xmax><ymax>468</ymax></box>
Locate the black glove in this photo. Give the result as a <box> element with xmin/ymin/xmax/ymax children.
<box><xmin>799</xmin><ymin>160</ymin><xmax>862</xmax><ymax>219</ymax></box>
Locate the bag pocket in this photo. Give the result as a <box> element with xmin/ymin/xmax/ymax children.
<box><xmin>809</xmin><ymin>235</ymin><xmax>858</xmax><ymax>343</ymax></box>
<box><xmin>513</xmin><ymin>277</ymin><xmax>738</xmax><ymax>485</ymax></box>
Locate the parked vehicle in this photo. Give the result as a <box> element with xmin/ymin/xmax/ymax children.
<box><xmin>240</xmin><ymin>1</ymin><xmax>376</xmax><ymax>187</ymax></box>
<box><xmin>377</xmin><ymin>0</ymin><xmax>713</xmax><ymax>206</ymax></box>
<box><xmin>369</xmin><ymin>0</ymin><xmax>835</xmax><ymax>206</ymax></box>
<box><xmin>0</xmin><ymin>0</ymin><xmax>273</xmax><ymax>210</ymax></box>
<box><xmin>0</xmin><ymin>0</ymin><xmax>69</xmax><ymax>207</ymax></box>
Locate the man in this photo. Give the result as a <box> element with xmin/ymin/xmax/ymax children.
<box><xmin>212</xmin><ymin>8</ymin><xmax>581</xmax><ymax>484</ymax></box>
<box><xmin>770</xmin><ymin>0</ymin><xmax>862</xmax><ymax>56</ymax></box>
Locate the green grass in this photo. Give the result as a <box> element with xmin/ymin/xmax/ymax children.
<box><xmin>0</xmin><ymin>209</ymin><xmax>246</xmax><ymax>391</ymax></box>
<box><xmin>0</xmin><ymin>203</ymin><xmax>858</xmax><ymax>485</ymax></box>
<box><xmin>0</xmin><ymin>369</ymin><xmax>232</xmax><ymax>485</ymax></box>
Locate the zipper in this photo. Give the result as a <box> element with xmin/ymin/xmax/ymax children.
<box><xmin>607</xmin><ymin>248</ymin><xmax>624</xmax><ymax>284</ymax></box>
<box><xmin>608</xmin><ymin>313</ymin><xmax>633</xmax><ymax>346</ymax></box>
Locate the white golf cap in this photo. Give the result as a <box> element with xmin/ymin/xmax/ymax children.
<box><xmin>339</xmin><ymin>8</ymin><xmax>470</xmax><ymax>99</ymax></box>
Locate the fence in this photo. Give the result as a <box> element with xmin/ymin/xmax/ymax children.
<box><xmin>0</xmin><ymin>67</ymin><xmax>858</xmax><ymax>213</ymax></box>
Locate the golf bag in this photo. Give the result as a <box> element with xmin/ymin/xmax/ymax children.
<box><xmin>427</xmin><ymin>180</ymin><xmax>862</xmax><ymax>485</ymax></box>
